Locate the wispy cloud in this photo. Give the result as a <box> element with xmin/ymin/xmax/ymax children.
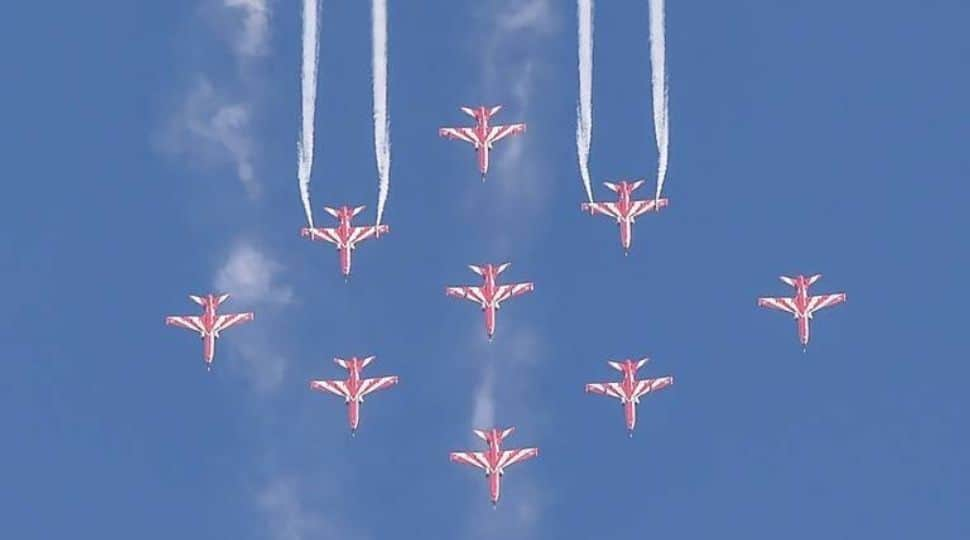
<box><xmin>256</xmin><ymin>477</ymin><xmax>367</xmax><ymax>540</ymax></box>
<box><xmin>214</xmin><ymin>240</ymin><xmax>293</xmax><ymax>393</ymax></box>
<box><xmin>157</xmin><ymin>0</ymin><xmax>271</xmax><ymax>197</ymax></box>
<box><xmin>462</xmin><ymin>0</ymin><xmax>559</xmax><ymax>254</ymax></box>
<box><xmin>224</xmin><ymin>0</ymin><xmax>271</xmax><ymax>58</ymax></box>
<box><xmin>471</xmin><ymin>364</ymin><xmax>496</xmax><ymax>428</ymax></box>
<box><xmin>215</xmin><ymin>241</ymin><xmax>293</xmax><ymax>306</ymax></box>
<box><xmin>160</xmin><ymin>78</ymin><xmax>259</xmax><ymax>197</ymax></box>
<box><xmin>455</xmin><ymin>4</ymin><xmax>554</xmax><ymax>529</ymax></box>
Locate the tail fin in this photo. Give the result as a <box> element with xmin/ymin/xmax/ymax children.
<box><xmin>468</xmin><ymin>264</ymin><xmax>485</xmax><ymax>276</ymax></box>
<box><xmin>352</xmin><ymin>206</ymin><xmax>366</xmax><ymax>217</ymax></box>
<box><xmin>779</xmin><ymin>276</ymin><xmax>797</xmax><ymax>287</ymax></box>
<box><xmin>461</xmin><ymin>106</ymin><xmax>478</xmax><ymax>118</ymax></box>
<box><xmin>323</xmin><ymin>207</ymin><xmax>340</xmax><ymax>218</ymax></box>
<box><xmin>608</xmin><ymin>361</ymin><xmax>625</xmax><ymax>372</ymax></box>
<box><xmin>807</xmin><ymin>274</ymin><xmax>822</xmax><ymax>285</ymax></box>
<box><xmin>495</xmin><ymin>262</ymin><xmax>511</xmax><ymax>275</ymax></box>
<box><xmin>604</xmin><ymin>182</ymin><xmax>619</xmax><ymax>192</ymax></box>
<box><xmin>334</xmin><ymin>357</ymin><xmax>349</xmax><ymax>369</ymax></box>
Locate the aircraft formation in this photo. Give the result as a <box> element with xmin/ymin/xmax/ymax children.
<box><xmin>164</xmin><ymin>2</ymin><xmax>849</xmax><ymax>508</ymax></box>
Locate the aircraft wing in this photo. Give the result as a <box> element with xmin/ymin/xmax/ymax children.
<box><xmin>439</xmin><ymin>127</ymin><xmax>480</xmax><ymax>146</ymax></box>
<box><xmin>450</xmin><ymin>451</ymin><xmax>491</xmax><ymax>472</ymax></box>
<box><xmin>359</xmin><ymin>376</ymin><xmax>399</xmax><ymax>398</ymax></box>
<box><xmin>166</xmin><ymin>315</ymin><xmax>205</xmax><ymax>335</ymax></box>
<box><xmin>807</xmin><ymin>293</ymin><xmax>846</xmax><ymax>315</ymax></box>
<box><xmin>446</xmin><ymin>286</ymin><xmax>487</xmax><ymax>306</ymax></box>
<box><xmin>349</xmin><ymin>224</ymin><xmax>389</xmax><ymax>245</ymax></box>
<box><xmin>758</xmin><ymin>296</ymin><xmax>798</xmax><ymax>315</ymax></box>
<box><xmin>494</xmin><ymin>282</ymin><xmax>534</xmax><ymax>304</ymax></box>
<box><xmin>581</xmin><ymin>201</ymin><xmax>621</xmax><ymax>219</ymax></box>
<box><xmin>486</xmin><ymin>123</ymin><xmax>526</xmax><ymax>144</ymax></box>
<box><xmin>497</xmin><ymin>447</ymin><xmax>538</xmax><ymax>471</ymax></box>
<box><xmin>214</xmin><ymin>312</ymin><xmax>254</xmax><ymax>333</ymax></box>
<box><xmin>585</xmin><ymin>382</ymin><xmax>625</xmax><ymax>400</ymax></box>
<box><xmin>630</xmin><ymin>197</ymin><xmax>669</xmax><ymax>218</ymax></box>
<box><xmin>632</xmin><ymin>376</ymin><xmax>674</xmax><ymax>400</ymax></box>
<box><xmin>310</xmin><ymin>379</ymin><xmax>351</xmax><ymax>400</ymax></box>
<box><xmin>302</xmin><ymin>227</ymin><xmax>342</xmax><ymax>245</ymax></box>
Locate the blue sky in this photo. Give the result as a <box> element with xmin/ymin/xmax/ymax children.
<box><xmin>1</xmin><ymin>0</ymin><xmax>968</xmax><ymax>538</ymax></box>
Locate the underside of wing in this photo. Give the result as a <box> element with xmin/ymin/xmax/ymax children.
<box><xmin>758</xmin><ymin>296</ymin><xmax>798</xmax><ymax>315</ymax></box>
<box><xmin>349</xmin><ymin>224</ymin><xmax>388</xmax><ymax>245</ymax></box>
<box><xmin>486</xmin><ymin>124</ymin><xmax>526</xmax><ymax>144</ymax></box>
<box><xmin>808</xmin><ymin>293</ymin><xmax>846</xmax><ymax>314</ymax></box>
<box><xmin>215</xmin><ymin>312</ymin><xmax>254</xmax><ymax>332</ymax></box>
<box><xmin>586</xmin><ymin>382</ymin><xmax>625</xmax><ymax>400</ymax></box>
<box><xmin>630</xmin><ymin>197</ymin><xmax>668</xmax><ymax>217</ymax></box>
<box><xmin>632</xmin><ymin>376</ymin><xmax>674</xmax><ymax>400</ymax></box>
<box><xmin>309</xmin><ymin>379</ymin><xmax>351</xmax><ymax>399</ymax></box>
<box><xmin>359</xmin><ymin>376</ymin><xmax>399</xmax><ymax>397</ymax></box>
<box><xmin>497</xmin><ymin>447</ymin><xmax>538</xmax><ymax>470</ymax></box>
<box><xmin>450</xmin><ymin>451</ymin><xmax>490</xmax><ymax>471</ymax></box>
<box><xmin>166</xmin><ymin>315</ymin><xmax>205</xmax><ymax>334</ymax></box>
<box><xmin>494</xmin><ymin>282</ymin><xmax>534</xmax><ymax>304</ymax></box>
<box><xmin>439</xmin><ymin>127</ymin><xmax>480</xmax><ymax>146</ymax></box>
<box><xmin>446</xmin><ymin>286</ymin><xmax>487</xmax><ymax>305</ymax></box>
<box><xmin>581</xmin><ymin>201</ymin><xmax>621</xmax><ymax>219</ymax></box>
<box><xmin>302</xmin><ymin>227</ymin><xmax>342</xmax><ymax>246</ymax></box>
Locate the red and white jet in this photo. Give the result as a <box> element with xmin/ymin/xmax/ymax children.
<box><xmin>445</xmin><ymin>263</ymin><xmax>534</xmax><ymax>340</ymax></box>
<box><xmin>300</xmin><ymin>205</ymin><xmax>389</xmax><ymax>278</ymax></box>
<box><xmin>758</xmin><ymin>274</ymin><xmax>846</xmax><ymax>349</ymax></box>
<box><xmin>581</xmin><ymin>180</ymin><xmax>668</xmax><ymax>254</ymax></box>
<box><xmin>165</xmin><ymin>293</ymin><xmax>254</xmax><ymax>369</ymax></box>
<box><xmin>450</xmin><ymin>427</ymin><xmax>539</xmax><ymax>507</ymax></box>
<box><xmin>309</xmin><ymin>356</ymin><xmax>398</xmax><ymax>435</ymax></box>
<box><xmin>438</xmin><ymin>105</ymin><xmax>526</xmax><ymax>180</ymax></box>
<box><xmin>586</xmin><ymin>358</ymin><xmax>674</xmax><ymax>436</ymax></box>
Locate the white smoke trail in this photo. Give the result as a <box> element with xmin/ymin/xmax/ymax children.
<box><xmin>576</xmin><ymin>0</ymin><xmax>594</xmax><ymax>203</ymax></box>
<box><xmin>372</xmin><ymin>0</ymin><xmax>391</xmax><ymax>226</ymax></box>
<box><xmin>649</xmin><ymin>0</ymin><xmax>669</xmax><ymax>201</ymax></box>
<box><xmin>297</xmin><ymin>0</ymin><xmax>320</xmax><ymax>228</ymax></box>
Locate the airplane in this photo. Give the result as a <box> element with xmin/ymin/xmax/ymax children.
<box><xmin>165</xmin><ymin>293</ymin><xmax>254</xmax><ymax>370</ymax></box>
<box><xmin>758</xmin><ymin>274</ymin><xmax>846</xmax><ymax>349</ymax></box>
<box><xmin>309</xmin><ymin>356</ymin><xmax>398</xmax><ymax>435</ymax></box>
<box><xmin>300</xmin><ymin>205</ymin><xmax>389</xmax><ymax>278</ymax></box>
<box><xmin>585</xmin><ymin>358</ymin><xmax>674</xmax><ymax>436</ymax></box>
<box><xmin>581</xmin><ymin>180</ymin><xmax>668</xmax><ymax>254</ymax></box>
<box><xmin>445</xmin><ymin>263</ymin><xmax>534</xmax><ymax>340</ymax></box>
<box><xmin>438</xmin><ymin>105</ymin><xmax>526</xmax><ymax>180</ymax></box>
<box><xmin>450</xmin><ymin>427</ymin><xmax>539</xmax><ymax>507</ymax></box>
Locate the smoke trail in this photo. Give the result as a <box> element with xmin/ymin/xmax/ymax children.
<box><xmin>372</xmin><ymin>0</ymin><xmax>391</xmax><ymax>226</ymax></box>
<box><xmin>297</xmin><ymin>0</ymin><xmax>320</xmax><ymax>228</ymax></box>
<box><xmin>576</xmin><ymin>0</ymin><xmax>594</xmax><ymax>203</ymax></box>
<box><xmin>649</xmin><ymin>0</ymin><xmax>669</xmax><ymax>201</ymax></box>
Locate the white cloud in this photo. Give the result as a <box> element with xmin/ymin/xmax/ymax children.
<box><xmin>257</xmin><ymin>478</ymin><xmax>327</xmax><ymax>540</ymax></box>
<box><xmin>224</xmin><ymin>0</ymin><xmax>271</xmax><ymax>58</ymax></box>
<box><xmin>496</xmin><ymin>0</ymin><xmax>554</xmax><ymax>32</ymax></box>
<box><xmin>215</xmin><ymin>241</ymin><xmax>293</xmax><ymax>306</ymax></box>
<box><xmin>471</xmin><ymin>364</ymin><xmax>495</xmax><ymax>429</ymax></box>
<box><xmin>158</xmin><ymin>0</ymin><xmax>272</xmax><ymax>197</ymax></box>
<box><xmin>256</xmin><ymin>477</ymin><xmax>368</xmax><ymax>540</ymax></box>
<box><xmin>214</xmin><ymin>241</ymin><xmax>292</xmax><ymax>393</ymax></box>
<box><xmin>159</xmin><ymin>78</ymin><xmax>259</xmax><ymax>197</ymax></box>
